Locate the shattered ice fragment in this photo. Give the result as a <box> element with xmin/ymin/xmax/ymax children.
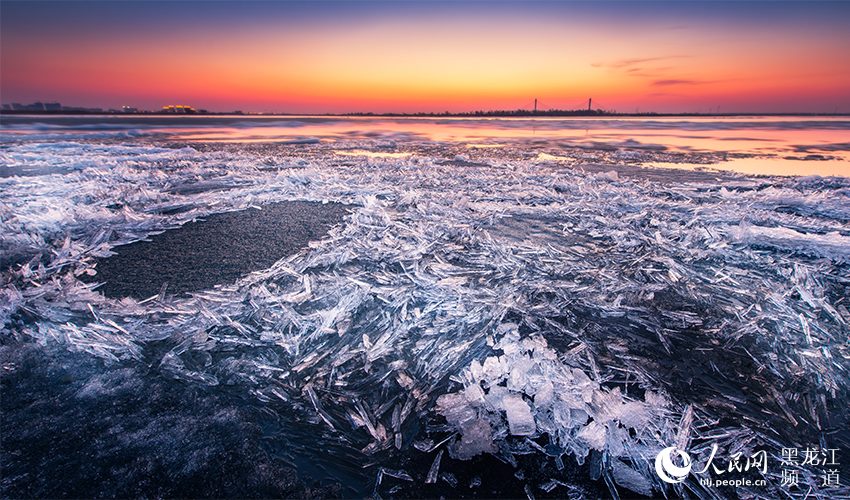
<box><xmin>484</xmin><ymin>384</ymin><xmax>508</xmax><ymax>410</ymax></box>
<box><xmin>413</xmin><ymin>439</ymin><xmax>434</xmax><ymax>452</ymax></box>
<box><xmin>577</xmin><ymin>420</ymin><xmax>606</xmax><ymax>451</ymax></box>
<box><xmin>450</xmin><ymin>418</ymin><xmax>497</xmax><ymax>460</ymax></box>
<box><xmin>440</xmin><ymin>472</ymin><xmax>458</xmax><ymax>488</ymax></box>
<box><xmin>539</xmin><ymin>479</ymin><xmax>568</xmax><ymax>493</ymax></box>
<box><xmin>426</xmin><ymin>449</ymin><xmax>443</xmax><ymax>484</ymax></box>
<box><xmin>464</xmin><ymin>383</ymin><xmax>486</xmax><ymax>406</ymax></box>
<box><xmin>380</xmin><ymin>468</ymin><xmax>413</xmax><ymax>482</ymax></box>
<box><xmin>503</xmin><ymin>393</ymin><xmax>536</xmax><ymax>436</ymax></box>
<box><xmin>436</xmin><ymin>392</ymin><xmax>477</xmax><ymax>427</ymax></box>
<box><xmin>611</xmin><ymin>459</ymin><xmax>653</xmax><ymax>496</ymax></box>
<box><xmin>597</xmin><ymin>170</ymin><xmax>619</xmax><ymax>181</ymax></box>
<box><xmin>533</xmin><ymin>381</ymin><xmax>554</xmax><ymax>408</ymax></box>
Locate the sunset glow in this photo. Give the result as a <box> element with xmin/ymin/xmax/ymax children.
<box><xmin>2</xmin><ymin>1</ymin><xmax>849</xmax><ymax>113</ymax></box>
<box><xmin>3</xmin><ymin>2</ymin><xmax>850</xmax><ymax>498</ymax></box>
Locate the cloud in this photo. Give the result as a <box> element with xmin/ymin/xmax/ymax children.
<box><xmin>593</xmin><ymin>54</ymin><xmax>726</xmax><ymax>90</ymax></box>
<box><xmin>653</xmin><ymin>79</ymin><xmax>699</xmax><ymax>86</ymax></box>
<box><xmin>652</xmin><ymin>78</ymin><xmax>720</xmax><ymax>87</ymax></box>
<box><xmin>624</xmin><ymin>66</ymin><xmax>675</xmax><ymax>78</ymax></box>
<box><xmin>592</xmin><ymin>55</ymin><xmax>688</xmax><ymax>70</ymax></box>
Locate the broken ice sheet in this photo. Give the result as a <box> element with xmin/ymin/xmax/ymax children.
<box><xmin>435</xmin><ymin>325</ymin><xmax>677</xmax><ymax>494</ymax></box>
<box><xmin>2</xmin><ymin>133</ymin><xmax>849</xmax><ymax>498</ymax></box>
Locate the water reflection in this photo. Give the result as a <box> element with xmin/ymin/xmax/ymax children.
<box><xmin>651</xmin><ymin>156</ymin><xmax>850</xmax><ymax>178</ymax></box>
<box><xmin>2</xmin><ymin>115</ymin><xmax>848</xmax><ymax>176</ymax></box>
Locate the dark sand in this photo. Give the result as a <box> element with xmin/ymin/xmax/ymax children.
<box><xmin>86</xmin><ymin>201</ymin><xmax>352</xmax><ymax>299</ymax></box>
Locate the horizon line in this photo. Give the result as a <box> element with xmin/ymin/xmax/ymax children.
<box><xmin>2</xmin><ymin>107</ymin><xmax>849</xmax><ymax>118</ymax></box>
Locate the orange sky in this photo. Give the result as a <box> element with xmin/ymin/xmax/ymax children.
<box><xmin>2</xmin><ymin>1</ymin><xmax>849</xmax><ymax>113</ymax></box>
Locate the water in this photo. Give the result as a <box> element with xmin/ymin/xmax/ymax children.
<box><xmin>2</xmin><ymin>114</ymin><xmax>849</xmax><ymax>176</ymax></box>
<box><xmin>1</xmin><ymin>114</ymin><xmax>849</xmax><ymax>498</ymax></box>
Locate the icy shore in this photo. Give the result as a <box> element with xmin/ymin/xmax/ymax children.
<box><xmin>1</xmin><ymin>136</ymin><xmax>849</xmax><ymax>497</ymax></box>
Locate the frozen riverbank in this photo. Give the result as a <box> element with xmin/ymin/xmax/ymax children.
<box><xmin>1</xmin><ymin>117</ymin><xmax>849</xmax><ymax>497</ymax></box>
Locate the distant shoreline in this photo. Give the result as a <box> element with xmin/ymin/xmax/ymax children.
<box><xmin>1</xmin><ymin>110</ymin><xmax>848</xmax><ymax>118</ymax></box>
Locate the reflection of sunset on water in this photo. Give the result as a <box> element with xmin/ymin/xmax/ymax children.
<box><xmin>163</xmin><ymin>116</ymin><xmax>850</xmax><ymax>176</ymax></box>
<box><xmin>2</xmin><ymin>114</ymin><xmax>847</xmax><ymax>176</ymax></box>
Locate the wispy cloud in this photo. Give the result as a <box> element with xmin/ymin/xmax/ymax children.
<box><xmin>592</xmin><ymin>55</ymin><xmax>699</xmax><ymax>84</ymax></box>
<box><xmin>592</xmin><ymin>55</ymin><xmax>688</xmax><ymax>70</ymax></box>
<box><xmin>623</xmin><ymin>66</ymin><xmax>675</xmax><ymax>78</ymax></box>
<box><xmin>593</xmin><ymin>54</ymin><xmax>732</xmax><ymax>90</ymax></box>
<box><xmin>652</xmin><ymin>78</ymin><xmax>721</xmax><ymax>87</ymax></box>
<box><xmin>653</xmin><ymin>79</ymin><xmax>699</xmax><ymax>86</ymax></box>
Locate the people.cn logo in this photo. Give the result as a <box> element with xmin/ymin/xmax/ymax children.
<box><xmin>655</xmin><ymin>446</ymin><xmax>693</xmax><ymax>484</ymax></box>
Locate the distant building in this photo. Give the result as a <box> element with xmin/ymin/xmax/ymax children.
<box><xmin>161</xmin><ymin>105</ymin><xmax>196</xmax><ymax>114</ymax></box>
<box><xmin>9</xmin><ymin>102</ymin><xmax>47</xmax><ymax>111</ymax></box>
<box><xmin>122</xmin><ymin>106</ymin><xmax>139</xmax><ymax>113</ymax></box>
<box><xmin>3</xmin><ymin>101</ymin><xmax>60</xmax><ymax>111</ymax></box>
<box><xmin>0</xmin><ymin>101</ymin><xmax>104</xmax><ymax>113</ymax></box>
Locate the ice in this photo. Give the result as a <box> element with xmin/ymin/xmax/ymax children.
<box><xmin>434</xmin><ymin>325</ymin><xmax>680</xmax><ymax>492</ymax></box>
<box><xmin>439</xmin><ymin>472</ymin><xmax>458</xmax><ymax>488</ymax></box>
<box><xmin>2</xmin><ymin>130</ymin><xmax>849</xmax><ymax>498</ymax></box>
<box><xmin>503</xmin><ymin>393</ymin><xmax>536</xmax><ymax>436</ymax></box>
<box><xmin>451</xmin><ymin>418</ymin><xmax>497</xmax><ymax>460</ymax></box>
<box><xmin>425</xmin><ymin>449</ymin><xmax>443</xmax><ymax>484</ymax></box>
<box><xmin>611</xmin><ymin>459</ymin><xmax>653</xmax><ymax>497</ymax></box>
<box><xmin>576</xmin><ymin>421</ymin><xmax>607</xmax><ymax>451</ymax></box>
<box><xmin>435</xmin><ymin>393</ymin><xmax>476</xmax><ymax>427</ymax></box>
<box><xmin>728</xmin><ymin>223</ymin><xmax>850</xmax><ymax>260</ymax></box>
<box><xmin>379</xmin><ymin>468</ymin><xmax>413</xmax><ymax>482</ymax></box>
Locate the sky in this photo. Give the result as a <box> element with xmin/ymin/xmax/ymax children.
<box><xmin>1</xmin><ymin>1</ymin><xmax>849</xmax><ymax>114</ymax></box>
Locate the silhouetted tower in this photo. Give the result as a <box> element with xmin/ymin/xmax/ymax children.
<box><xmin>588</xmin><ymin>98</ymin><xmax>592</xmax><ymax>112</ymax></box>
<box><xmin>534</xmin><ymin>99</ymin><xmax>538</xmax><ymax>113</ymax></box>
